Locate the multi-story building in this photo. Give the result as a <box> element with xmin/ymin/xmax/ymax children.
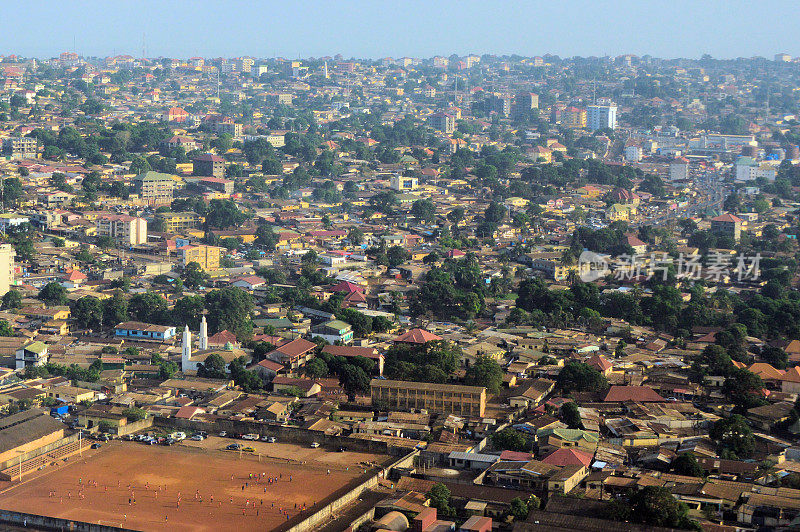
<box><xmin>177</xmin><ymin>244</ymin><xmax>222</xmax><ymax>271</ymax></box>
<box><xmin>133</xmin><ymin>171</ymin><xmax>174</xmax><ymax>206</ymax></box>
<box><xmin>211</xmin><ymin>121</ymin><xmax>242</xmax><ymax>138</ymax></box>
<box><xmin>155</xmin><ymin>211</ymin><xmax>201</xmax><ymax>233</ymax></box>
<box><xmin>370</xmin><ymin>379</ymin><xmax>486</xmax><ymax>417</ymax></box>
<box><xmin>200</xmin><ymin>177</ymin><xmax>234</xmax><ymax>195</ymax></box>
<box><xmin>428</xmin><ymin>113</ymin><xmax>455</xmax><ymax>134</ymax></box>
<box><xmin>193</xmin><ymin>154</ymin><xmax>225</xmax><ymax>178</ymax></box>
<box><xmin>587</xmin><ymin>104</ymin><xmax>618</xmax><ymax>130</ymax></box>
<box><xmin>0</xmin><ymin>244</ymin><xmax>14</xmax><ymax>297</ymax></box>
<box><xmin>310</xmin><ymin>320</ymin><xmax>354</xmax><ymax>345</ymax></box>
<box><xmin>390</xmin><ymin>175</ymin><xmax>418</xmax><ymax>191</ymax></box>
<box><xmin>96</xmin><ymin>214</ymin><xmax>147</xmax><ymax>246</ymax></box>
<box><xmin>514</xmin><ymin>92</ymin><xmax>539</xmax><ymax>117</ymax></box>
<box><xmin>563</xmin><ymin>107</ymin><xmax>587</xmax><ymax>129</ymax></box>
<box><xmin>669</xmin><ymin>158</ymin><xmax>690</xmax><ymax>181</ymax></box>
<box><xmin>711</xmin><ymin>213</ymin><xmax>743</xmax><ymax>242</ymax></box>
<box><xmin>3</xmin><ymin>137</ymin><xmax>37</xmax><ymax>159</ymax></box>
<box><xmin>15</xmin><ymin>341</ymin><xmax>48</xmax><ymax>370</ymax></box>
<box><xmin>735</xmin><ymin>156</ymin><xmax>777</xmax><ymax>182</ymax></box>
<box><xmin>485</xmin><ymin>94</ymin><xmax>511</xmax><ymax>117</ymax></box>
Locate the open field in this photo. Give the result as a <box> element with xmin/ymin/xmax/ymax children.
<box><xmin>0</xmin><ymin>439</ymin><xmax>387</xmax><ymax>531</ymax></box>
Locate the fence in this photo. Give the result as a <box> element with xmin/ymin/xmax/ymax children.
<box><xmin>0</xmin><ymin>509</ymin><xmax>138</xmax><ymax>532</ymax></box>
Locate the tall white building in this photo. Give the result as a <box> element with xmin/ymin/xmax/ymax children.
<box><xmin>587</xmin><ymin>105</ymin><xmax>618</xmax><ymax>131</ymax></box>
<box><xmin>0</xmin><ymin>244</ymin><xmax>15</xmax><ymax>297</ymax></box>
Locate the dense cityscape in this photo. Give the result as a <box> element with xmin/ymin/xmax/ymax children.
<box><xmin>0</xmin><ymin>43</ymin><xmax>799</xmax><ymax>532</ymax></box>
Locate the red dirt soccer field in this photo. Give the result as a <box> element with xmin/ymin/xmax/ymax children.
<box><xmin>0</xmin><ymin>440</ymin><xmax>383</xmax><ymax>531</ymax></box>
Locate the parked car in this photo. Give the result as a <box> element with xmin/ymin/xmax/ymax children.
<box><xmin>190</xmin><ymin>434</ymin><xmax>204</xmax><ymax>441</ymax></box>
<box><xmin>219</xmin><ymin>431</ymin><xmax>227</xmax><ymax>438</ymax></box>
<box><xmin>91</xmin><ymin>443</ymin><xmax>102</xmax><ymax>449</ymax></box>
<box><xmin>310</xmin><ymin>442</ymin><xmax>320</xmax><ymax>448</ymax></box>
<box><xmin>226</xmin><ymin>443</ymin><xmax>242</xmax><ymax>451</ymax></box>
<box><xmin>241</xmin><ymin>446</ymin><xmax>255</xmax><ymax>453</ymax></box>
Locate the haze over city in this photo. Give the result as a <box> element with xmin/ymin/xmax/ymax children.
<box><xmin>0</xmin><ymin>3</ymin><xmax>800</xmax><ymax>532</ymax></box>
<box><xmin>4</xmin><ymin>1</ymin><xmax>800</xmax><ymax>59</ymax></box>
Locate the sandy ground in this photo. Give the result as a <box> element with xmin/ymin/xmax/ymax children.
<box><xmin>0</xmin><ymin>439</ymin><xmax>386</xmax><ymax>532</ymax></box>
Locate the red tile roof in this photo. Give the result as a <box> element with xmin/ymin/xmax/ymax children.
<box><xmin>394</xmin><ymin>328</ymin><xmax>443</xmax><ymax>344</ymax></box>
<box><xmin>603</xmin><ymin>385</ymin><xmax>665</xmax><ymax>403</ymax></box>
<box><xmin>712</xmin><ymin>213</ymin><xmax>743</xmax><ymax>223</ymax></box>
<box><xmin>541</xmin><ymin>448</ymin><xmax>593</xmax><ymax>468</ymax></box>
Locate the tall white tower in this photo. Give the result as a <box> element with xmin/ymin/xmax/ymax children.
<box><xmin>199</xmin><ymin>315</ymin><xmax>208</xmax><ymax>350</ymax></box>
<box><xmin>181</xmin><ymin>325</ymin><xmax>192</xmax><ymax>372</ymax></box>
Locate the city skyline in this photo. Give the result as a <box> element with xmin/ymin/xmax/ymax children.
<box><xmin>5</xmin><ymin>0</ymin><xmax>800</xmax><ymax>60</ymax></box>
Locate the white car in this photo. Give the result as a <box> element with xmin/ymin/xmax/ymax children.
<box><xmin>310</xmin><ymin>442</ymin><xmax>320</xmax><ymax>448</ymax></box>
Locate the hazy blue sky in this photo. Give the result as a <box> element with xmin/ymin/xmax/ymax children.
<box><xmin>7</xmin><ymin>0</ymin><xmax>800</xmax><ymax>60</ymax></box>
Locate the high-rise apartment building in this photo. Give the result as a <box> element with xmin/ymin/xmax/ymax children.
<box><xmin>178</xmin><ymin>244</ymin><xmax>222</xmax><ymax>271</ymax></box>
<box><xmin>0</xmin><ymin>244</ymin><xmax>15</xmax><ymax>297</ymax></box>
<box><xmin>587</xmin><ymin>105</ymin><xmax>618</xmax><ymax>131</ymax></box>
<box><xmin>96</xmin><ymin>215</ymin><xmax>147</xmax><ymax>246</ymax></box>
<box><xmin>133</xmin><ymin>171</ymin><xmax>174</xmax><ymax>206</ymax></box>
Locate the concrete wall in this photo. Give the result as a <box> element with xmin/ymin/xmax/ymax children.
<box><xmin>114</xmin><ymin>417</ymin><xmax>153</xmax><ymax>436</ymax></box>
<box><xmin>0</xmin><ymin>509</ymin><xmax>138</xmax><ymax>532</ymax></box>
<box><xmin>153</xmin><ymin>417</ymin><xmax>399</xmax><ymax>455</ymax></box>
<box><xmin>274</xmin><ymin>450</ymin><xmax>418</xmax><ymax>532</ymax></box>
<box><xmin>0</xmin><ymin>430</ymin><xmax>70</xmax><ymax>469</ymax></box>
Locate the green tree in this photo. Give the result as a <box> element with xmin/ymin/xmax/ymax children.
<box><xmin>102</xmin><ymin>291</ymin><xmax>129</xmax><ymax>326</ymax></box>
<box><xmin>629</xmin><ymin>486</ymin><xmax>697</xmax><ymax>529</ymax></box>
<box><xmin>484</xmin><ymin>201</ymin><xmax>507</xmax><ymax>224</ymax></box>
<box><xmin>198</xmin><ymin>352</ymin><xmax>227</xmax><ymax>379</ymax></box>
<box><xmin>1</xmin><ymin>289</ymin><xmax>21</xmax><ymax>310</ymax></box>
<box><xmin>464</xmin><ymin>355</ymin><xmax>503</xmax><ymax>393</ymax></box>
<box><xmin>710</xmin><ymin>414</ymin><xmax>755</xmax><ymax>458</ymax></box>
<box><xmin>38</xmin><ymin>282</ymin><xmax>67</xmax><ymax>306</ymax></box>
<box><xmin>509</xmin><ymin>497</ymin><xmax>530</xmax><ymax>521</ymax></box>
<box><xmin>0</xmin><ymin>320</ymin><xmax>14</xmax><ymax>337</ymax></box>
<box><xmin>338</xmin><ymin>364</ymin><xmax>371</xmax><ymax>399</ymax></box>
<box><xmin>560</xmin><ymin>402</ymin><xmax>583</xmax><ymax>429</ymax></box>
<box><xmin>305</xmin><ymin>357</ymin><xmax>329</xmax><ymax>378</ymax></box>
<box><xmin>557</xmin><ymin>361</ymin><xmax>609</xmax><ymax>394</ymax></box>
<box><xmin>672</xmin><ymin>452</ymin><xmax>705</xmax><ymax>478</ymax></box>
<box><xmin>183</xmin><ymin>261</ymin><xmax>211</xmax><ymax>289</ymax></box>
<box><xmin>72</xmin><ymin>296</ymin><xmax>103</xmax><ymax>329</ymax></box>
<box><xmin>411</xmin><ymin>198</ymin><xmax>436</xmax><ymax>224</ymax></box>
<box><xmin>128</xmin><ymin>291</ymin><xmax>169</xmax><ymax>323</ymax></box>
<box><xmin>427</xmin><ymin>483</ymin><xmax>454</xmax><ymax>517</ymax></box>
<box><xmin>205</xmin><ymin>199</ymin><xmax>247</xmax><ymax>230</ymax></box>
<box><xmin>173</xmin><ymin>295</ymin><xmax>205</xmax><ymax>330</ymax></box>
<box><xmin>347</xmin><ymin>227</ymin><xmax>364</xmax><ymax>246</ymax></box>
<box><xmin>386</xmin><ymin>245</ymin><xmax>410</xmax><ymax>268</ymax></box>
<box><xmin>490</xmin><ymin>427</ymin><xmax>531</xmax><ymax>451</ymax></box>
<box><xmin>204</xmin><ymin>287</ymin><xmax>254</xmax><ymax>341</ymax></box>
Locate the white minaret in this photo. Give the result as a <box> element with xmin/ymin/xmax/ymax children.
<box><xmin>199</xmin><ymin>315</ymin><xmax>208</xmax><ymax>351</ymax></box>
<box><xmin>181</xmin><ymin>325</ymin><xmax>192</xmax><ymax>372</ymax></box>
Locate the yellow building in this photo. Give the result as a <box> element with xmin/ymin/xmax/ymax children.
<box><xmin>564</xmin><ymin>107</ymin><xmax>587</xmax><ymax>129</ymax></box>
<box><xmin>156</xmin><ymin>211</ymin><xmax>201</xmax><ymax>233</ymax></box>
<box><xmin>178</xmin><ymin>244</ymin><xmax>222</xmax><ymax>271</ymax></box>
<box><xmin>370</xmin><ymin>379</ymin><xmax>486</xmax><ymax>417</ymax></box>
